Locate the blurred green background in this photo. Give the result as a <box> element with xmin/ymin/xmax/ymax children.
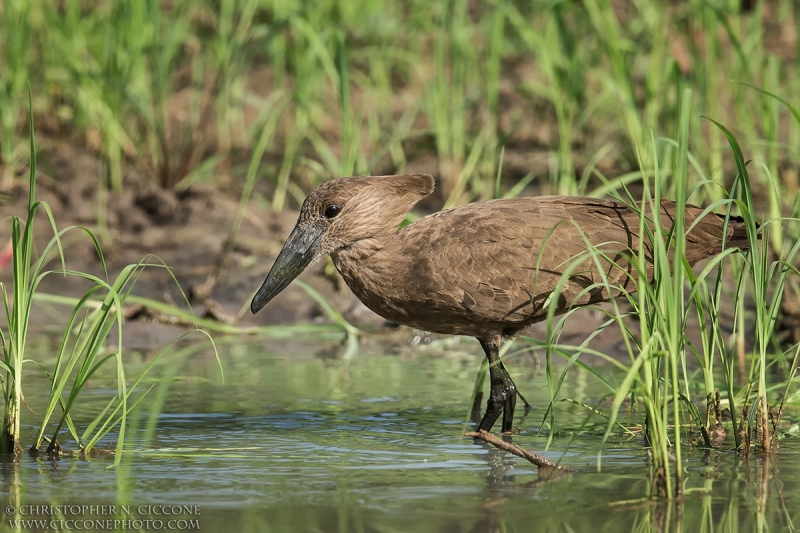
<box><xmin>1</xmin><ymin>0</ymin><xmax>797</xmax><ymax>214</ymax></box>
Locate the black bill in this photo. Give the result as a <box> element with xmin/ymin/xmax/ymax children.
<box><xmin>250</xmin><ymin>223</ymin><xmax>326</xmax><ymax>314</ymax></box>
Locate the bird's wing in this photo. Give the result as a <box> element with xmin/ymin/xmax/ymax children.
<box><xmin>401</xmin><ymin>196</ymin><xmax>648</xmax><ymax>326</ymax></box>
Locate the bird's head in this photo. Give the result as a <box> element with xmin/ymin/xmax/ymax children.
<box><xmin>250</xmin><ymin>173</ymin><xmax>434</xmax><ymax>314</ymax></box>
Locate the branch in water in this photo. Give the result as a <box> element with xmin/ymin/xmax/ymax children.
<box><xmin>465</xmin><ymin>430</ymin><xmax>573</xmax><ymax>473</ymax></box>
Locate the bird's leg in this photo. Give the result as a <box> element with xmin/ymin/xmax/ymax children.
<box><xmin>499</xmin><ymin>360</ymin><xmax>517</xmax><ymax>433</ymax></box>
<box><xmin>477</xmin><ymin>338</ymin><xmax>517</xmax><ymax>433</ymax></box>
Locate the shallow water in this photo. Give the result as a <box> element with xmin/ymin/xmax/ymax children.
<box><xmin>2</xmin><ymin>334</ymin><xmax>799</xmax><ymax>532</ymax></box>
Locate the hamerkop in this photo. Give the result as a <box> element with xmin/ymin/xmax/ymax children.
<box><xmin>251</xmin><ymin>174</ymin><xmax>751</xmax><ymax>433</ymax></box>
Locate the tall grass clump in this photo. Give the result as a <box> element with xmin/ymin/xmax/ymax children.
<box><xmin>612</xmin><ymin>90</ymin><xmax>697</xmax><ymax>497</ymax></box>
<box><xmin>1</xmin><ymin>102</ymin><xmax>216</xmax><ymax>461</ymax></box>
<box><xmin>534</xmin><ymin>84</ymin><xmax>800</xmax><ymax>498</ymax></box>
<box><xmin>524</xmin><ymin>91</ymin><xmax>704</xmax><ymax>497</ymax></box>
<box><xmin>711</xmin><ymin>124</ymin><xmax>800</xmax><ymax>454</ymax></box>
<box><xmin>1</xmin><ymin>101</ymin><xmax>45</xmax><ymax>455</ymax></box>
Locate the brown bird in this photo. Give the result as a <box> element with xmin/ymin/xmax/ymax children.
<box><xmin>251</xmin><ymin>174</ymin><xmax>751</xmax><ymax>433</ymax></box>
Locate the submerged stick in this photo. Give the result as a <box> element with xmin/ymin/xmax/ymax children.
<box><xmin>465</xmin><ymin>430</ymin><xmax>573</xmax><ymax>473</ymax></box>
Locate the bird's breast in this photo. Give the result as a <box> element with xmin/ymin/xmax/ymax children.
<box><xmin>331</xmin><ymin>242</ymin><xmax>427</xmax><ymax>328</ymax></box>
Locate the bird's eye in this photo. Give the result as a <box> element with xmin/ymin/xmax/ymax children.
<box><xmin>323</xmin><ymin>204</ymin><xmax>341</xmax><ymax>219</ymax></box>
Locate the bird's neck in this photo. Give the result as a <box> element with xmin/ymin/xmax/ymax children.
<box><xmin>330</xmin><ymin>234</ymin><xmax>403</xmax><ymax>301</ymax></box>
<box><xmin>331</xmin><ymin>236</ymin><xmax>386</xmax><ymax>275</ymax></box>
